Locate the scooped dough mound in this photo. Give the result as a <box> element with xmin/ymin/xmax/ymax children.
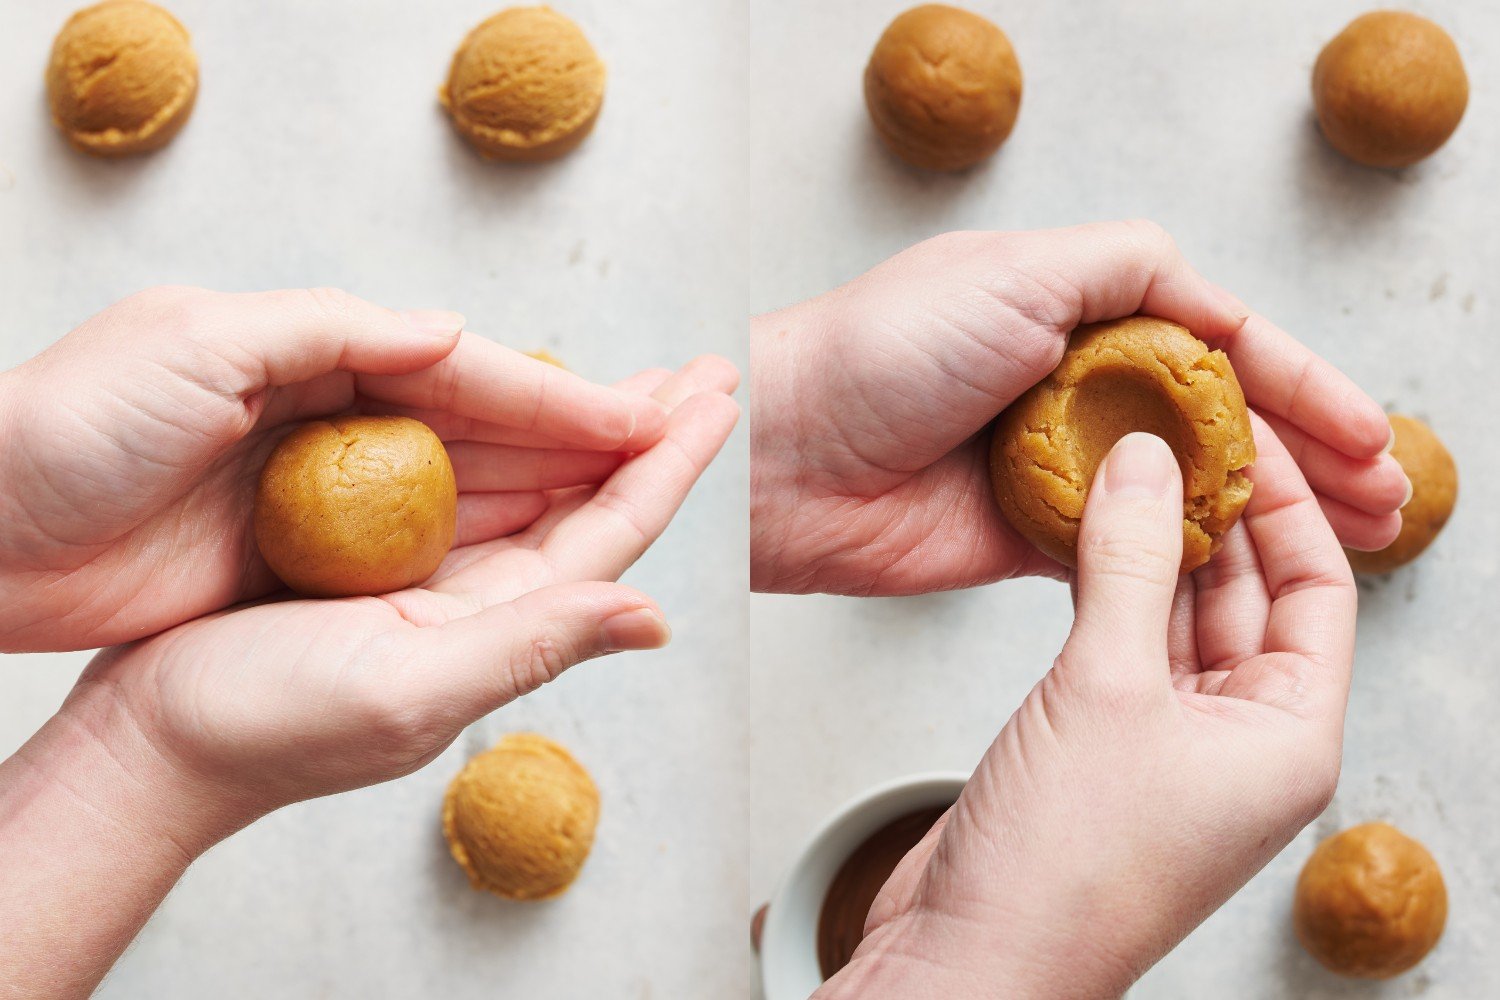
<box><xmin>1346</xmin><ymin>414</ymin><xmax>1457</xmax><ymax>574</ymax></box>
<box><xmin>989</xmin><ymin>316</ymin><xmax>1255</xmax><ymax>572</ymax></box>
<box><xmin>443</xmin><ymin>733</ymin><xmax>600</xmax><ymax>901</ymax></box>
<box><xmin>46</xmin><ymin>0</ymin><xmax>198</xmax><ymax>157</ymax></box>
<box><xmin>440</xmin><ymin>6</ymin><xmax>605</xmax><ymax>162</ymax></box>
<box><xmin>1313</xmin><ymin>11</ymin><xmax>1467</xmax><ymax>168</ymax></box>
<box><xmin>254</xmin><ymin>416</ymin><xmax>457</xmax><ymax>598</ymax></box>
<box><xmin>864</xmin><ymin>4</ymin><xmax>1022</xmax><ymax>171</ymax></box>
<box><xmin>1294</xmin><ymin>822</ymin><xmax>1447</xmax><ymax>978</ymax></box>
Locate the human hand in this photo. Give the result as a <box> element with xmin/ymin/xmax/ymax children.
<box><xmin>25</xmin><ymin>358</ymin><xmax>737</xmax><ymax>839</ymax></box>
<box><xmin>0</xmin><ymin>286</ymin><xmax>671</xmax><ymax>652</ymax></box>
<box><xmin>751</xmin><ymin>221</ymin><xmax>1407</xmax><ymax>595</ymax></box>
<box><xmin>819</xmin><ymin>423</ymin><xmax>1354</xmax><ymax>999</ymax></box>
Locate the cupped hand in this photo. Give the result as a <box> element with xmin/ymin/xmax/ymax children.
<box><xmin>821</xmin><ymin>423</ymin><xmax>1354</xmax><ymax>999</ymax></box>
<box><xmin>37</xmin><ymin>359</ymin><xmax>738</xmax><ymax>839</ymax></box>
<box><xmin>0</xmin><ymin>286</ymin><xmax>672</xmax><ymax>653</ymax></box>
<box><xmin>751</xmin><ymin>220</ymin><xmax>1407</xmax><ymax>595</ymax></box>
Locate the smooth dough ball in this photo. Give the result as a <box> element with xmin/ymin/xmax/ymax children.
<box><xmin>442</xmin><ymin>733</ymin><xmax>600</xmax><ymax>900</ymax></box>
<box><xmin>864</xmin><ymin>4</ymin><xmax>1022</xmax><ymax>171</ymax></box>
<box><xmin>989</xmin><ymin>316</ymin><xmax>1255</xmax><ymax>572</ymax></box>
<box><xmin>1347</xmin><ymin>414</ymin><xmax>1457</xmax><ymax>574</ymax></box>
<box><xmin>254</xmin><ymin>416</ymin><xmax>457</xmax><ymax>598</ymax></box>
<box><xmin>46</xmin><ymin>0</ymin><xmax>198</xmax><ymax>157</ymax></box>
<box><xmin>1295</xmin><ymin>822</ymin><xmax>1447</xmax><ymax>978</ymax></box>
<box><xmin>440</xmin><ymin>6</ymin><xmax>605</xmax><ymax>162</ymax></box>
<box><xmin>1313</xmin><ymin>11</ymin><xmax>1468</xmax><ymax>168</ymax></box>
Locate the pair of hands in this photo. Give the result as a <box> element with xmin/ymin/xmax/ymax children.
<box><xmin>751</xmin><ymin>221</ymin><xmax>1407</xmax><ymax>997</ymax></box>
<box><xmin>0</xmin><ymin>284</ymin><xmax>738</xmax><ymax>849</ymax></box>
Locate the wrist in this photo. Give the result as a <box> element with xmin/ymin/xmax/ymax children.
<box><xmin>6</xmin><ymin>671</ymin><xmax>260</xmax><ymax>864</ymax></box>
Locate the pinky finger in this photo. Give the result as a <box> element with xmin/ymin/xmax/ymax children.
<box><xmin>455</xmin><ymin>492</ymin><xmax>549</xmax><ymax>546</ymax></box>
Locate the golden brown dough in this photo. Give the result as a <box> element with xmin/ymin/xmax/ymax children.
<box><xmin>442</xmin><ymin>733</ymin><xmax>600</xmax><ymax>900</ymax></box>
<box><xmin>254</xmin><ymin>416</ymin><xmax>457</xmax><ymax>598</ymax></box>
<box><xmin>1347</xmin><ymin>414</ymin><xmax>1456</xmax><ymax>574</ymax></box>
<box><xmin>1313</xmin><ymin>11</ymin><xmax>1467</xmax><ymax>168</ymax></box>
<box><xmin>1294</xmin><ymin>822</ymin><xmax>1446</xmax><ymax>978</ymax></box>
<box><xmin>46</xmin><ymin>0</ymin><xmax>198</xmax><ymax>157</ymax></box>
<box><xmin>440</xmin><ymin>6</ymin><xmax>605</xmax><ymax>162</ymax></box>
<box><xmin>864</xmin><ymin>4</ymin><xmax>1022</xmax><ymax>171</ymax></box>
<box><xmin>989</xmin><ymin>317</ymin><xmax>1254</xmax><ymax>572</ymax></box>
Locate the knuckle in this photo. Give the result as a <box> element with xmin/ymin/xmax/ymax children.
<box><xmin>1079</xmin><ymin>529</ymin><xmax>1178</xmax><ymax>585</ymax></box>
<box><xmin>303</xmin><ymin>285</ymin><xmax>366</xmax><ymax>321</ymax></box>
<box><xmin>513</xmin><ymin>634</ymin><xmax>578</xmax><ymax>694</ymax></box>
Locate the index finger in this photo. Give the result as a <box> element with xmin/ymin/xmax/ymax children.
<box><xmin>1241</xmin><ymin>414</ymin><xmax>1358</xmax><ymax>713</ymax></box>
<box><xmin>355</xmin><ymin>331</ymin><xmax>669</xmax><ymax>452</ymax></box>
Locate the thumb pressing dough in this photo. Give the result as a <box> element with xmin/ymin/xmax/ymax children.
<box><xmin>989</xmin><ymin>317</ymin><xmax>1254</xmax><ymax>572</ymax></box>
<box><xmin>46</xmin><ymin>0</ymin><xmax>198</xmax><ymax>157</ymax></box>
<box><xmin>440</xmin><ymin>6</ymin><xmax>606</xmax><ymax>162</ymax></box>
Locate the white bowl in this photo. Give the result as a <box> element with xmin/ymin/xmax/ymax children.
<box><xmin>758</xmin><ymin>772</ymin><xmax>969</xmax><ymax>1000</ymax></box>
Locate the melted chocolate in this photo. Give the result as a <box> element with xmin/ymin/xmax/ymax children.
<box><xmin>816</xmin><ymin>806</ymin><xmax>948</xmax><ymax>980</ymax></box>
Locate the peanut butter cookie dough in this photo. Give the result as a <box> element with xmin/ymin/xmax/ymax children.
<box><xmin>46</xmin><ymin>0</ymin><xmax>198</xmax><ymax>157</ymax></box>
<box><xmin>440</xmin><ymin>6</ymin><xmax>605</xmax><ymax>162</ymax></box>
<box><xmin>1313</xmin><ymin>11</ymin><xmax>1467</xmax><ymax>168</ymax></box>
<box><xmin>1347</xmin><ymin>414</ymin><xmax>1456</xmax><ymax>574</ymax></box>
<box><xmin>254</xmin><ymin>416</ymin><xmax>457</xmax><ymax>598</ymax></box>
<box><xmin>443</xmin><ymin>733</ymin><xmax>600</xmax><ymax>900</ymax></box>
<box><xmin>1294</xmin><ymin>823</ymin><xmax>1447</xmax><ymax>978</ymax></box>
<box><xmin>989</xmin><ymin>317</ymin><xmax>1254</xmax><ymax>572</ymax></box>
<box><xmin>864</xmin><ymin>4</ymin><xmax>1022</xmax><ymax>171</ymax></box>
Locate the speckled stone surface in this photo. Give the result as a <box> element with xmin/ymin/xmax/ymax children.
<box><xmin>0</xmin><ymin>1</ymin><xmax>749</xmax><ymax>997</ymax></box>
<box><xmin>746</xmin><ymin>1</ymin><xmax>1497</xmax><ymax>997</ymax></box>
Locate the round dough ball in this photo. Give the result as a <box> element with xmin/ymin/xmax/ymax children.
<box><xmin>46</xmin><ymin>0</ymin><xmax>198</xmax><ymax>157</ymax></box>
<box><xmin>1295</xmin><ymin>822</ymin><xmax>1446</xmax><ymax>978</ymax></box>
<box><xmin>443</xmin><ymin>733</ymin><xmax>600</xmax><ymax>900</ymax></box>
<box><xmin>1313</xmin><ymin>11</ymin><xmax>1467</xmax><ymax>168</ymax></box>
<box><xmin>254</xmin><ymin>416</ymin><xmax>457</xmax><ymax>598</ymax></box>
<box><xmin>440</xmin><ymin>6</ymin><xmax>605</xmax><ymax>162</ymax></box>
<box><xmin>864</xmin><ymin>4</ymin><xmax>1022</xmax><ymax>171</ymax></box>
<box><xmin>1347</xmin><ymin>414</ymin><xmax>1457</xmax><ymax>574</ymax></box>
<box><xmin>989</xmin><ymin>316</ymin><xmax>1255</xmax><ymax>572</ymax></box>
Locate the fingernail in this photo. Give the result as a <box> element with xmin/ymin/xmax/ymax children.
<box><xmin>1380</xmin><ymin>424</ymin><xmax>1397</xmax><ymax>455</ymax></box>
<box><xmin>1400</xmin><ymin>474</ymin><xmax>1414</xmax><ymax>509</ymax></box>
<box><xmin>1102</xmin><ymin>433</ymin><xmax>1177</xmax><ymax>499</ymax></box>
<box><xmin>1211</xmin><ymin>285</ymin><xmax>1252</xmax><ymax>324</ymax></box>
<box><xmin>600</xmin><ymin>608</ymin><xmax>670</xmax><ymax>652</ymax></box>
<box><xmin>399</xmin><ymin>309</ymin><xmax>465</xmax><ymax>338</ymax></box>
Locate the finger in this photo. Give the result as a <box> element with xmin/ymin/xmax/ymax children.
<box><xmin>541</xmin><ymin>391</ymin><xmax>741</xmax><ymax>580</ymax></box>
<box><xmin>403</xmin><ymin>582</ymin><xmax>670</xmax><ymax>721</ymax></box>
<box><xmin>1208</xmin><ymin>312</ymin><xmax>1391</xmax><ymax>460</ymax></box>
<box><xmin>1191</xmin><ymin>520</ymin><xmax>1270</xmax><ymax>671</ymax></box>
<box><xmin>614</xmin><ymin>368</ymin><xmax>674</xmax><ymax>395</ymax></box>
<box><xmin>208</xmin><ymin>290</ymin><xmax>463</xmax><ymax>386</ymax></box>
<box><xmin>1166</xmin><ymin>574</ymin><xmax>1200</xmax><ymax>680</ymax></box>
<box><xmin>1062</xmin><ymin>433</ymin><xmax>1183</xmax><ymax>686</ymax></box>
<box><xmin>447</xmin><ymin>442</ymin><xmax>626</xmax><ymax>492</ymax></box>
<box><xmin>1317</xmin><ymin>494</ymin><xmax>1403</xmax><ymax>552</ymax></box>
<box><xmin>1261</xmin><ymin>411</ymin><xmax>1409</xmax><ymax>516</ymax></box>
<box><xmin>847</xmin><ymin>220</ymin><xmax>1246</xmax><ymax>467</ymax></box>
<box><xmin>455</xmin><ymin>492</ymin><xmax>549</xmax><ymax>546</ymax></box>
<box><xmin>1240</xmin><ymin>416</ymin><xmax>1358</xmax><ymax>712</ymax></box>
<box><xmin>356</xmin><ymin>332</ymin><xmax>671</xmax><ymax>452</ymax></box>
<box><xmin>643</xmin><ymin>354</ymin><xmax>741</xmax><ymax>409</ymax></box>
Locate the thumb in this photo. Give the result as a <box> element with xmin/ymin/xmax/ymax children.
<box><xmin>1062</xmin><ymin>433</ymin><xmax>1183</xmax><ymax>680</ymax></box>
<box><xmin>413</xmin><ymin>582</ymin><xmax>670</xmax><ymax>720</ymax></box>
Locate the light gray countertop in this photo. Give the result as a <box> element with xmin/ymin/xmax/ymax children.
<box><xmin>0</xmin><ymin>1</ymin><xmax>749</xmax><ymax>997</ymax></box>
<box><xmin>746</xmin><ymin>1</ymin><xmax>1498</xmax><ymax>998</ymax></box>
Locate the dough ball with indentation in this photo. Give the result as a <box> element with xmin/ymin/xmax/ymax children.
<box><xmin>443</xmin><ymin>733</ymin><xmax>600</xmax><ymax>900</ymax></box>
<box><xmin>440</xmin><ymin>6</ymin><xmax>605</xmax><ymax>162</ymax></box>
<box><xmin>864</xmin><ymin>4</ymin><xmax>1022</xmax><ymax>171</ymax></box>
<box><xmin>989</xmin><ymin>316</ymin><xmax>1255</xmax><ymax>572</ymax></box>
<box><xmin>1295</xmin><ymin>822</ymin><xmax>1446</xmax><ymax>978</ymax></box>
<box><xmin>1347</xmin><ymin>414</ymin><xmax>1456</xmax><ymax>574</ymax></box>
<box><xmin>254</xmin><ymin>416</ymin><xmax>457</xmax><ymax>598</ymax></box>
<box><xmin>1313</xmin><ymin>11</ymin><xmax>1467</xmax><ymax>168</ymax></box>
<box><xmin>46</xmin><ymin>0</ymin><xmax>198</xmax><ymax>157</ymax></box>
